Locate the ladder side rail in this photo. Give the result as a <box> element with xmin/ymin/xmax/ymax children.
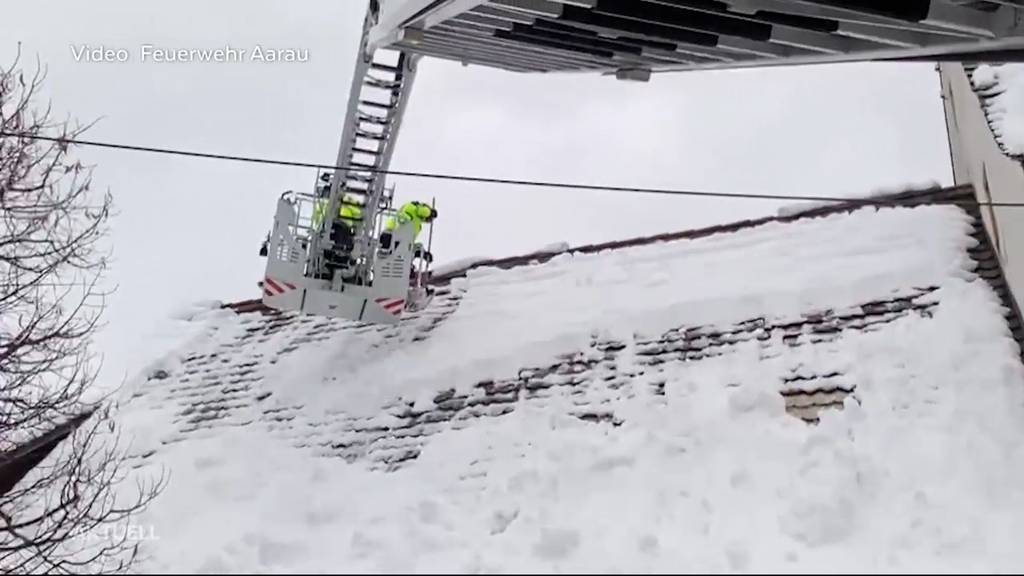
<box><xmin>368</xmin><ymin>52</ymin><xmax>422</xmax><ymax>186</ymax></box>
<box><xmin>352</xmin><ymin>51</ymin><xmax>423</xmax><ymax>283</ymax></box>
<box><xmin>314</xmin><ymin>8</ymin><xmax>376</xmax><ymax>278</ymax></box>
<box><xmin>421</xmin><ymin>195</ymin><xmax>436</xmax><ymax>286</ymax></box>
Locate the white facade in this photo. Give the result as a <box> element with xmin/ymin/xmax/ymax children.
<box><xmin>940</xmin><ymin>62</ymin><xmax>1024</xmax><ymax>312</ymax></box>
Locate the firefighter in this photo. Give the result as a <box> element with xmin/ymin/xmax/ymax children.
<box><xmin>385</xmin><ymin>200</ymin><xmax>437</xmax><ymax>261</ymax></box>
<box><xmin>312</xmin><ymin>195</ymin><xmax>364</xmax><ymax>253</ymax></box>
<box><xmin>309</xmin><ymin>194</ymin><xmax>367</xmax><ymax>283</ymax></box>
<box><xmin>386</xmin><ymin>201</ymin><xmax>436</xmax><ymax>237</ymax></box>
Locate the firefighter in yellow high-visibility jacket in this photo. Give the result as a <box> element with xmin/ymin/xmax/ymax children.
<box><xmin>312</xmin><ymin>196</ymin><xmax>363</xmax><ymax>232</ymax></box>
<box><xmin>311</xmin><ymin>195</ymin><xmax>365</xmax><ymax>254</ymax></box>
<box><xmin>385</xmin><ymin>201</ymin><xmax>436</xmax><ymax>239</ymax></box>
<box><xmin>384</xmin><ymin>200</ymin><xmax>437</xmax><ymax>261</ymax></box>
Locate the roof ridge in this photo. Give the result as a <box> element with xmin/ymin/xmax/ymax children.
<box><xmin>428</xmin><ymin>183</ymin><xmax>976</xmax><ymax>284</ymax></box>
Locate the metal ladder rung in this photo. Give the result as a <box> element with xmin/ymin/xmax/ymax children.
<box><xmin>344</xmin><ymin>177</ymin><xmax>371</xmax><ymax>187</ymax></box>
<box><xmin>358</xmin><ymin>112</ymin><xmax>390</xmax><ymax>125</ymax></box>
<box><xmin>352</xmin><ymin>146</ymin><xmax>381</xmax><ymax>156</ymax></box>
<box><xmin>364</xmin><ymin>77</ymin><xmax>402</xmax><ymax>90</ymax></box>
<box><xmin>370</xmin><ymin>62</ymin><xmax>402</xmax><ymax>74</ymax></box>
<box><xmin>355</xmin><ymin>129</ymin><xmax>388</xmax><ymax>140</ymax></box>
<box><xmin>366</xmin><ymin>69</ymin><xmax>400</xmax><ymax>83</ymax></box>
<box><xmin>346</xmin><ymin>172</ymin><xmax>376</xmax><ymax>183</ymax></box>
<box><xmin>359</xmin><ymin>99</ymin><xmax>394</xmax><ymax>111</ymax></box>
<box><xmin>349</xmin><ymin>161</ymin><xmax>377</xmax><ymax>171</ymax></box>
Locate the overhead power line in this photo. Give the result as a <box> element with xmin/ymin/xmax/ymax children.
<box><xmin>4</xmin><ymin>131</ymin><xmax>1022</xmax><ymax>208</ymax></box>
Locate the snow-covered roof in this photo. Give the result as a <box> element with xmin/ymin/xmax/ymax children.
<box><xmin>114</xmin><ymin>183</ymin><xmax>1024</xmax><ymax>572</ymax></box>
<box><xmin>969</xmin><ymin>63</ymin><xmax>1024</xmax><ymax>160</ymax></box>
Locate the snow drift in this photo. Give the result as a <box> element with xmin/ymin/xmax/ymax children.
<box><xmin>973</xmin><ymin>63</ymin><xmax>1024</xmax><ymax>157</ymax></box>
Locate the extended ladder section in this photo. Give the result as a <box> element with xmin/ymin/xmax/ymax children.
<box><xmin>313</xmin><ymin>14</ymin><xmax>422</xmax><ymax>284</ymax></box>
<box><xmin>260</xmin><ymin>7</ymin><xmax>430</xmax><ymax>325</ymax></box>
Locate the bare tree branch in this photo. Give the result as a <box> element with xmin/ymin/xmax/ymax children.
<box><xmin>0</xmin><ymin>44</ymin><xmax>164</xmax><ymax>574</ymax></box>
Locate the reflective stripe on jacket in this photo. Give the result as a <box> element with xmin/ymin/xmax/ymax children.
<box><xmin>312</xmin><ymin>197</ymin><xmax>363</xmax><ymax>229</ymax></box>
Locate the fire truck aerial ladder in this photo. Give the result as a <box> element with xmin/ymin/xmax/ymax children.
<box><xmin>260</xmin><ymin>6</ymin><xmax>428</xmax><ymax>325</ymax></box>
<box><xmin>260</xmin><ymin>0</ymin><xmax>1024</xmax><ymax>325</ymax></box>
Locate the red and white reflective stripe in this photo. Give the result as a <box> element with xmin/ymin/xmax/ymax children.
<box><xmin>263</xmin><ymin>277</ymin><xmax>298</xmax><ymax>297</ymax></box>
<box><xmin>375</xmin><ymin>297</ymin><xmax>405</xmax><ymax>316</ymax></box>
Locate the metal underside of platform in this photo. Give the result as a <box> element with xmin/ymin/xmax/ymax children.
<box><xmin>371</xmin><ymin>0</ymin><xmax>1024</xmax><ymax>76</ymax></box>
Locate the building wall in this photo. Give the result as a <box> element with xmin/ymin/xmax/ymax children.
<box><xmin>940</xmin><ymin>62</ymin><xmax>1024</xmax><ymax>313</ymax></box>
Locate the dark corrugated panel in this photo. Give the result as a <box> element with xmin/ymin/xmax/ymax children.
<box><xmin>648</xmin><ymin>0</ymin><xmax>731</xmax><ymax>11</ymax></box>
<box><xmin>532</xmin><ymin>19</ymin><xmax>680</xmax><ymax>51</ymax></box>
<box><xmin>593</xmin><ymin>0</ymin><xmax>775</xmax><ymax>41</ymax></box>
<box><xmin>559</xmin><ymin>5</ymin><xmax>721</xmax><ymax>47</ymax></box>
<box><xmin>505</xmin><ymin>22</ymin><xmax>645</xmax><ymax>55</ymax></box>
<box><xmin>648</xmin><ymin>0</ymin><xmax>842</xmax><ymax>33</ymax></box>
<box><xmin>493</xmin><ymin>28</ymin><xmax>617</xmax><ymax>58</ymax></box>
<box><xmin>804</xmin><ymin>0</ymin><xmax>933</xmax><ymax>22</ymax></box>
<box><xmin>755</xmin><ymin>10</ymin><xmax>840</xmax><ymax>33</ymax></box>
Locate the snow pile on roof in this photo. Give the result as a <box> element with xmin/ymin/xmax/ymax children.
<box><xmin>972</xmin><ymin>63</ymin><xmax>1024</xmax><ymax>157</ymax></box>
<box><xmin>431</xmin><ymin>242</ymin><xmax>570</xmax><ymax>277</ymax></box>
<box><xmin>775</xmin><ymin>181</ymin><xmax>943</xmax><ymax>218</ymax></box>
<box><xmin>113</xmin><ymin>200</ymin><xmax>1024</xmax><ymax>572</ymax></box>
<box><xmin>431</xmin><ymin>255</ymin><xmax>492</xmax><ymax>277</ymax></box>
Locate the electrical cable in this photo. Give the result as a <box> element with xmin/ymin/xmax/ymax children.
<box><xmin>4</xmin><ymin>131</ymin><xmax>1019</xmax><ymax>208</ymax></box>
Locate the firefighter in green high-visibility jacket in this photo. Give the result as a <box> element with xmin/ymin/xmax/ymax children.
<box><xmin>312</xmin><ymin>196</ymin><xmax>363</xmax><ymax>232</ymax></box>
<box><xmin>312</xmin><ymin>195</ymin><xmax>365</xmax><ymax>255</ymax></box>
<box><xmin>384</xmin><ymin>200</ymin><xmax>437</xmax><ymax>261</ymax></box>
<box><xmin>386</xmin><ymin>201</ymin><xmax>436</xmax><ymax>237</ymax></box>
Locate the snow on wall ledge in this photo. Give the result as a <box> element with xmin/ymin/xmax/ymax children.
<box><xmin>111</xmin><ymin>195</ymin><xmax>1024</xmax><ymax>573</ymax></box>
<box><xmin>972</xmin><ymin>63</ymin><xmax>1024</xmax><ymax>158</ymax></box>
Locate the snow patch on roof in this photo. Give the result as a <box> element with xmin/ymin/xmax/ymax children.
<box><xmin>972</xmin><ymin>63</ymin><xmax>1024</xmax><ymax>157</ymax></box>
<box><xmin>431</xmin><ymin>256</ymin><xmax>492</xmax><ymax>277</ymax></box>
<box><xmin>431</xmin><ymin>243</ymin><xmax>570</xmax><ymax>277</ymax></box>
<box><xmin>534</xmin><ymin>241</ymin><xmax>571</xmax><ymax>253</ymax></box>
<box><xmin>775</xmin><ymin>181</ymin><xmax>943</xmax><ymax>218</ymax></box>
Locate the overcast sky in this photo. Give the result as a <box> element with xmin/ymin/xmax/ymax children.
<box><xmin>1</xmin><ymin>0</ymin><xmax>954</xmax><ymax>389</ymax></box>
